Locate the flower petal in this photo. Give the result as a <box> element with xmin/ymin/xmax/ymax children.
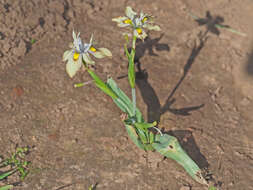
<box><xmin>92</xmin><ymin>51</ymin><xmax>105</xmax><ymax>59</ymax></box>
<box><xmin>117</xmin><ymin>22</ymin><xmax>131</xmax><ymax>27</ymax></box>
<box><xmin>134</xmin><ymin>29</ymin><xmax>147</xmax><ymax>40</ymax></box>
<box><xmin>112</xmin><ymin>16</ymin><xmax>131</xmax><ymax>27</ymax></box>
<box><xmin>63</xmin><ymin>50</ymin><xmax>73</xmax><ymax>61</ymax></box>
<box><xmin>83</xmin><ymin>53</ymin><xmax>95</xmax><ymax>65</ymax></box>
<box><xmin>98</xmin><ymin>48</ymin><xmax>112</xmax><ymax>57</ymax></box>
<box><xmin>92</xmin><ymin>48</ymin><xmax>112</xmax><ymax>58</ymax></box>
<box><xmin>112</xmin><ymin>16</ymin><xmax>129</xmax><ymax>23</ymax></box>
<box><xmin>143</xmin><ymin>24</ymin><xmax>161</xmax><ymax>31</ymax></box>
<box><xmin>66</xmin><ymin>57</ymin><xmax>82</xmax><ymax>78</ymax></box>
<box><xmin>72</xmin><ymin>30</ymin><xmax>77</xmax><ymax>41</ymax></box>
<box><xmin>89</xmin><ymin>34</ymin><xmax>93</xmax><ymax>44</ymax></box>
<box><xmin>125</xmin><ymin>6</ymin><xmax>136</xmax><ymax>20</ymax></box>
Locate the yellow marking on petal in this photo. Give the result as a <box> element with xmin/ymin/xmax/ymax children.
<box><xmin>90</xmin><ymin>46</ymin><xmax>97</xmax><ymax>52</ymax></box>
<box><xmin>136</xmin><ymin>28</ymin><xmax>143</xmax><ymax>34</ymax></box>
<box><xmin>73</xmin><ymin>52</ymin><xmax>80</xmax><ymax>61</ymax></box>
<box><xmin>123</xmin><ymin>19</ymin><xmax>132</xmax><ymax>24</ymax></box>
<box><xmin>142</xmin><ymin>17</ymin><xmax>148</xmax><ymax>23</ymax></box>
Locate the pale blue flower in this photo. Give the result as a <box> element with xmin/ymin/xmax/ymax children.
<box><xmin>112</xmin><ymin>6</ymin><xmax>161</xmax><ymax>40</ymax></box>
<box><xmin>63</xmin><ymin>31</ymin><xmax>112</xmax><ymax>78</ymax></box>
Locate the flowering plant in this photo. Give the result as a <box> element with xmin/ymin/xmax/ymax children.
<box><xmin>62</xmin><ymin>6</ymin><xmax>208</xmax><ymax>186</ymax></box>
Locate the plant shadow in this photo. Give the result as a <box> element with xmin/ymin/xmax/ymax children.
<box><xmin>135</xmin><ymin>32</ymin><xmax>209</xmax><ymax>169</ymax></box>
<box><xmin>194</xmin><ymin>11</ymin><xmax>230</xmax><ymax>36</ymax></box>
<box><xmin>131</xmin><ymin>33</ymin><xmax>170</xmax><ymax>65</ymax></box>
<box><xmin>246</xmin><ymin>48</ymin><xmax>253</xmax><ymax>76</ymax></box>
<box><xmin>136</xmin><ymin>32</ymin><xmax>207</xmax><ymax>123</ymax></box>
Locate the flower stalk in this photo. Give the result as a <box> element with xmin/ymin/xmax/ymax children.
<box><xmin>128</xmin><ymin>34</ymin><xmax>137</xmax><ymax>116</ymax></box>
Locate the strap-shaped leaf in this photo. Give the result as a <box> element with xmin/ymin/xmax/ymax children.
<box><xmin>152</xmin><ymin>134</ymin><xmax>207</xmax><ymax>185</ymax></box>
<box><xmin>107</xmin><ymin>78</ymin><xmax>143</xmax><ymax>122</ymax></box>
<box><xmin>125</xmin><ymin>124</ymin><xmax>145</xmax><ymax>150</ymax></box>
<box><xmin>87</xmin><ymin>70</ymin><xmax>117</xmax><ymax>99</ymax></box>
<box><xmin>0</xmin><ymin>170</ymin><xmax>16</xmax><ymax>180</ymax></box>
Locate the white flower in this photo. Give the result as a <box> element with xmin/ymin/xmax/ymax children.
<box><xmin>112</xmin><ymin>6</ymin><xmax>161</xmax><ymax>40</ymax></box>
<box><xmin>63</xmin><ymin>31</ymin><xmax>112</xmax><ymax>78</ymax></box>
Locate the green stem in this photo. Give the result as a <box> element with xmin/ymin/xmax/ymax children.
<box><xmin>132</xmin><ymin>35</ymin><xmax>137</xmax><ymax>50</ymax></box>
<box><xmin>131</xmin><ymin>88</ymin><xmax>136</xmax><ymax>116</ymax></box>
<box><xmin>131</xmin><ymin>35</ymin><xmax>137</xmax><ymax>116</ymax></box>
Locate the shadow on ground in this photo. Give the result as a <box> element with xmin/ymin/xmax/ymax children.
<box><xmin>246</xmin><ymin>48</ymin><xmax>253</xmax><ymax>76</ymax></box>
<box><xmin>194</xmin><ymin>11</ymin><xmax>229</xmax><ymax>36</ymax></box>
<box><xmin>135</xmin><ymin>33</ymin><xmax>209</xmax><ymax>170</ymax></box>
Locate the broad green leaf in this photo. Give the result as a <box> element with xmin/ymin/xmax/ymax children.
<box><xmin>0</xmin><ymin>185</ymin><xmax>13</xmax><ymax>190</ymax></box>
<box><xmin>152</xmin><ymin>134</ymin><xmax>207</xmax><ymax>185</ymax></box>
<box><xmin>87</xmin><ymin>70</ymin><xmax>117</xmax><ymax>99</ymax></box>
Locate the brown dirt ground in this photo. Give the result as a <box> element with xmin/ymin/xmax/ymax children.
<box><xmin>0</xmin><ymin>0</ymin><xmax>253</xmax><ymax>189</ymax></box>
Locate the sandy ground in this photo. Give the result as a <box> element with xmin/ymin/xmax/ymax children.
<box><xmin>0</xmin><ymin>0</ymin><xmax>253</xmax><ymax>189</ymax></box>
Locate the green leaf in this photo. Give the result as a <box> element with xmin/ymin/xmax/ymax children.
<box><xmin>125</xmin><ymin>124</ymin><xmax>145</xmax><ymax>150</ymax></box>
<box><xmin>124</xmin><ymin>44</ymin><xmax>130</xmax><ymax>60</ymax></box>
<box><xmin>113</xmin><ymin>98</ymin><xmax>132</xmax><ymax>114</ymax></box>
<box><xmin>208</xmin><ymin>186</ymin><xmax>217</xmax><ymax>190</ymax></box>
<box><xmin>124</xmin><ymin>121</ymin><xmax>155</xmax><ymax>151</ymax></box>
<box><xmin>134</xmin><ymin>121</ymin><xmax>157</xmax><ymax>130</ymax></box>
<box><xmin>124</xmin><ymin>34</ymin><xmax>129</xmax><ymax>44</ymax></box>
<box><xmin>107</xmin><ymin>78</ymin><xmax>143</xmax><ymax>122</ymax></box>
<box><xmin>31</xmin><ymin>39</ymin><xmax>36</xmax><ymax>44</ymax></box>
<box><xmin>152</xmin><ymin>134</ymin><xmax>207</xmax><ymax>185</ymax></box>
<box><xmin>149</xmin><ymin>131</ymin><xmax>155</xmax><ymax>144</ymax></box>
<box><xmin>0</xmin><ymin>185</ymin><xmax>13</xmax><ymax>190</ymax></box>
<box><xmin>87</xmin><ymin>70</ymin><xmax>117</xmax><ymax>99</ymax></box>
<box><xmin>0</xmin><ymin>170</ymin><xmax>16</xmax><ymax>180</ymax></box>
